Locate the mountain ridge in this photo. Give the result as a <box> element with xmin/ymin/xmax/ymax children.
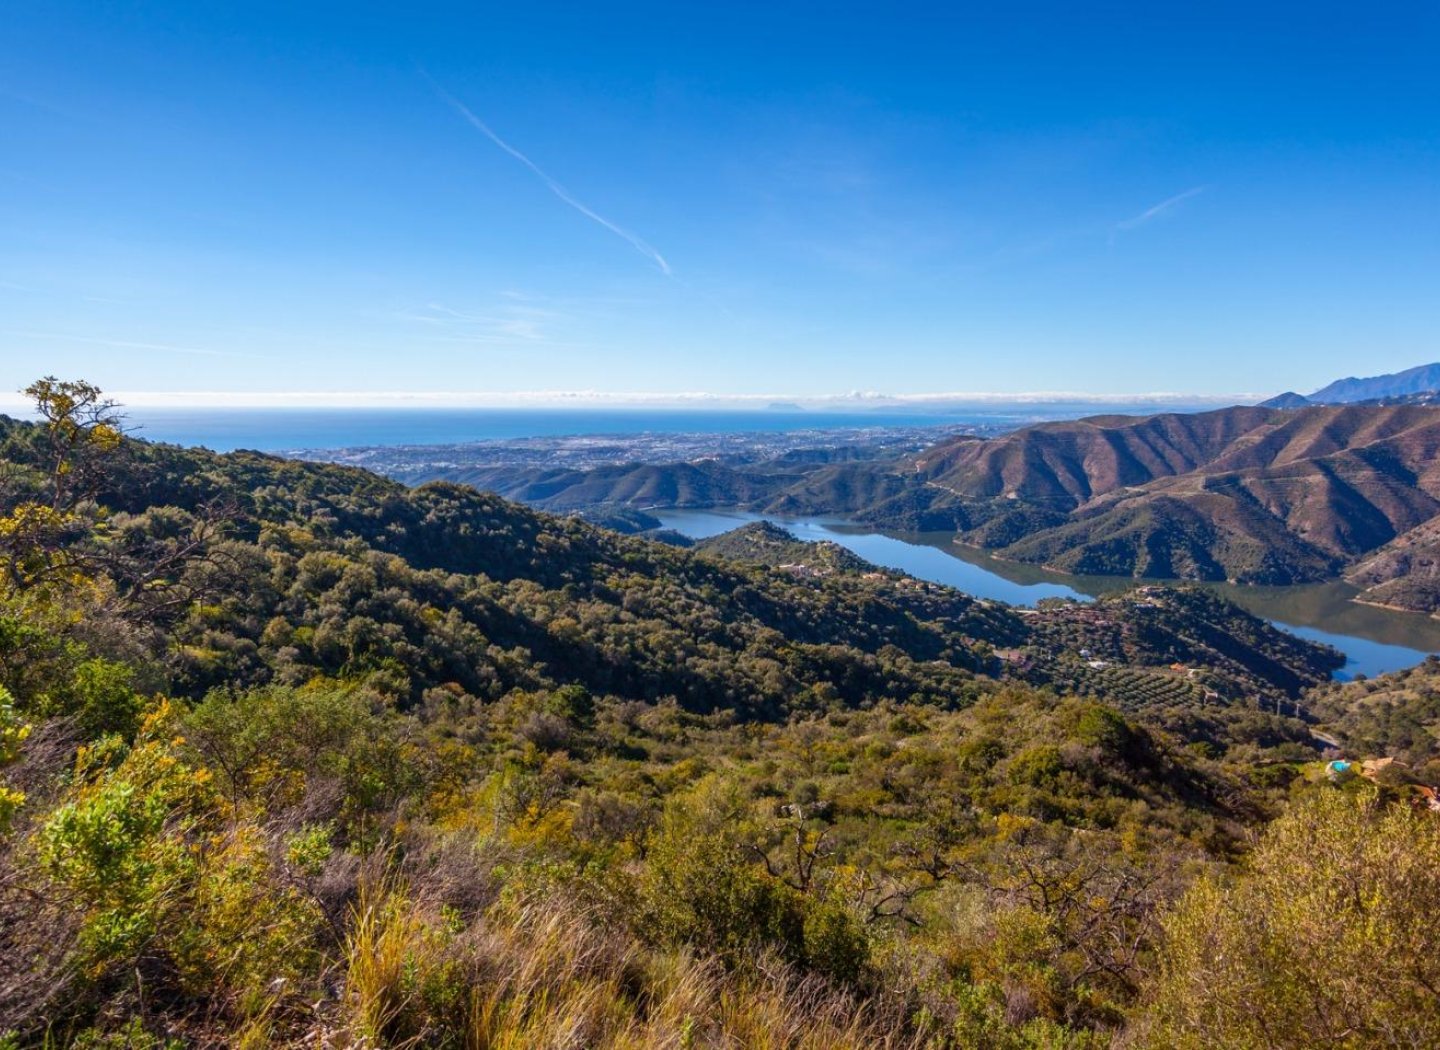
<box><xmin>1309</xmin><ymin>362</ymin><xmax>1440</xmax><ymax>403</ymax></box>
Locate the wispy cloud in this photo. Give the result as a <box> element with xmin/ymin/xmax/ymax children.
<box><xmin>3</xmin><ymin>331</ymin><xmax>259</xmax><ymax>358</ymax></box>
<box><xmin>425</xmin><ymin>74</ymin><xmax>672</xmax><ymax>276</ymax></box>
<box><xmin>397</xmin><ymin>300</ymin><xmax>551</xmax><ymax>344</ymax></box>
<box><xmin>1114</xmin><ymin>185</ymin><xmax>1208</xmax><ymax>234</ymax></box>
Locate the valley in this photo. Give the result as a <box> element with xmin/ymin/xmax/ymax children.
<box><xmin>9</xmin><ymin>1</ymin><xmax>1439</xmax><ymax>1041</ymax></box>
<box><xmin>295</xmin><ymin>401</ymin><xmax>1440</xmax><ymax>624</ymax></box>
<box><xmin>653</xmin><ymin>509</ymin><xmax>1440</xmax><ymax>678</ymax></box>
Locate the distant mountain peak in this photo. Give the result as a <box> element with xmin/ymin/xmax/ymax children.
<box><xmin>1259</xmin><ymin>391</ymin><xmax>1313</xmax><ymax>409</ymax></box>
<box><xmin>1309</xmin><ymin>362</ymin><xmax>1440</xmax><ymax>404</ymax></box>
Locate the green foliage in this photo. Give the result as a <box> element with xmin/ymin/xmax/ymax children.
<box><xmin>32</xmin><ymin>701</ymin><xmax>320</xmax><ymax>1026</ymax></box>
<box><xmin>1310</xmin><ymin>654</ymin><xmax>1440</xmax><ymax>769</ymax></box>
<box><xmin>643</xmin><ymin>779</ymin><xmax>807</xmax><ymax>961</ymax></box>
<box><xmin>0</xmin><ymin>378</ymin><xmax>123</xmax><ymax>593</ymax></box>
<box><xmin>61</xmin><ymin>659</ymin><xmax>144</xmax><ymax>739</ymax></box>
<box><xmin>1008</xmin><ymin>745</ymin><xmax>1066</xmax><ymax>788</ymax></box>
<box><xmin>284</xmin><ymin>823</ymin><xmax>333</xmax><ymax>879</ymax></box>
<box><xmin>182</xmin><ymin>683</ymin><xmax>420</xmax><ymax>838</ymax></box>
<box><xmin>1063</xmin><ymin>702</ymin><xmax>1134</xmax><ymax>755</ymax></box>
<box><xmin>3</xmin><ymin>383</ymin><xmax>1435</xmax><ymax>1047</ymax></box>
<box><xmin>639</xmin><ymin>778</ymin><xmax>874</xmax><ymax>986</ymax></box>
<box><xmin>37</xmin><ymin>705</ymin><xmax>211</xmax><ymax>966</ymax></box>
<box><xmin>0</xmin><ymin>686</ymin><xmax>27</xmax><ymax>832</ymax></box>
<box><xmin>66</xmin><ymin>1018</ymin><xmax>184</xmax><ymax>1049</ymax></box>
<box><xmin>1140</xmin><ymin>787</ymin><xmax>1440</xmax><ymax>1048</ymax></box>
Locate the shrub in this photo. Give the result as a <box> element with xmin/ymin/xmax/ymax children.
<box><xmin>0</xmin><ymin>686</ymin><xmax>28</xmax><ymax>832</ymax></box>
<box><xmin>1138</xmin><ymin>787</ymin><xmax>1440</xmax><ymax>1048</ymax></box>
<box><xmin>37</xmin><ymin>704</ymin><xmax>215</xmax><ymax>969</ymax></box>
<box><xmin>642</xmin><ymin>779</ymin><xmax>807</xmax><ymax>964</ymax></box>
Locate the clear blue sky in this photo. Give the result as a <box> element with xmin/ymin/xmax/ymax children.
<box><xmin>2</xmin><ymin>2</ymin><xmax>1437</xmax><ymax>404</ymax></box>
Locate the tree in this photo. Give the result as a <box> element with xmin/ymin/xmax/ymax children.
<box><xmin>2</xmin><ymin>380</ymin><xmax>241</xmax><ymax>625</ymax></box>
<box><xmin>0</xmin><ymin>378</ymin><xmax>123</xmax><ymax>590</ymax></box>
<box><xmin>20</xmin><ymin>376</ymin><xmax>123</xmax><ymax>512</ymax></box>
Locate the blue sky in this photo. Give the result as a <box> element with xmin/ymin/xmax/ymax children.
<box><xmin>2</xmin><ymin>2</ymin><xmax>1437</xmax><ymax>405</ymax></box>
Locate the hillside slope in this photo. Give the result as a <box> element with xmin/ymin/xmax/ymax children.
<box><xmin>0</xmin><ymin>415</ymin><xmax>1337</xmax><ymax>728</ymax></box>
<box><xmin>1345</xmin><ymin>516</ymin><xmax>1440</xmax><ymax>612</ymax></box>
<box><xmin>0</xmin><ymin>390</ymin><xmax>1420</xmax><ymax>1050</ymax></box>
<box><xmin>907</xmin><ymin>404</ymin><xmax>1440</xmax><ymax>584</ymax></box>
<box><xmin>1308</xmin><ymin>656</ymin><xmax>1440</xmax><ymax>772</ymax></box>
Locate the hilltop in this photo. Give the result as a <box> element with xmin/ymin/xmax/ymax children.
<box><xmin>692</xmin><ymin>520</ymin><xmax>876</xmax><ymax>574</ymax></box>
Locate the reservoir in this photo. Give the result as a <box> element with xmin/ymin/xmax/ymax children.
<box><xmin>655</xmin><ymin>509</ymin><xmax>1440</xmax><ymax>680</ymax></box>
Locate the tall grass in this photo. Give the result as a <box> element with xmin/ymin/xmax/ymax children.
<box><xmin>341</xmin><ymin>880</ymin><xmax>923</xmax><ymax>1050</ymax></box>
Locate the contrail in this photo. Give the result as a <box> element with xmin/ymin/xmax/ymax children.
<box><xmin>1115</xmin><ymin>185</ymin><xmax>1208</xmax><ymax>232</ymax></box>
<box><xmin>426</xmin><ymin>75</ymin><xmax>672</xmax><ymax>276</ymax></box>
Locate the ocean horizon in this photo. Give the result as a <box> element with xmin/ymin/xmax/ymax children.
<box><xmin>19</xmin><ymin>401</ymin><xmax>1234</xmax><ymax>453</ymax></box>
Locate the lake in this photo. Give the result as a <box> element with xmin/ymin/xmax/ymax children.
<box><xmin>654</xmin><ymin>509</ymin><xmax>1440</xmax><ymax>680</ymax></box>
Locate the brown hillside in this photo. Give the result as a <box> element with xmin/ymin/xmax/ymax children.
<box><xmin>914</xmin><ymin>404</ymin><xmax>1440</xmax><ymax>510</ymax></box>
<box><xmin>914</xmin><ymin>405</ymin><xmax>1440</xmax><ymax>585</ymax></box>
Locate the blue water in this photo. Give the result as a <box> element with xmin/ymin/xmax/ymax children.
<box><xmin>102</xmin><ymin>400</ymin><xmax>1231</xmax><ymax>453</ymax></box>
<box><xmin>659</xmin><ymin>509</ymin><xmax>1086</xmax><ymax>606</ymax></box>
<box><xmin>1279</xmin><ymin>626</ymin><xmax>1430</xmax><ymax>683</ymax></box>
<box><xmin>656</xmin><ymin>510</ymin><xmax>1440</xmax><ymax>679</ymax></box>
<box><xmin>114</xmin><ymin>407</ymin><xmax>1031</xmax><ymax>453</ymax></box>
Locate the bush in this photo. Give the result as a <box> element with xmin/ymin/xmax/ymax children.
<box><xmin>37</xmin><ymin>705</ymin><xmax>215</xmax><ymax>969</ymax></box>
<box><xmin>33</xmin><ymin>701</ymin><xmax>321</xmax><ymax>1030</ymax></box>
<box><xmin>1139</xmin><ymin>787</ymin><xmax>1440</xmax><ymax>1048</ymax></box>
<box><xmin>642</xmin><ymin>779</ymin><xmax>806</xmax><ymax>963</ymax></box>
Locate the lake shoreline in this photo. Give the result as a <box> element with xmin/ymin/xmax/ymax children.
<box><xmin>652</xmin><ymin>507</ymin><xmax>1440</xmax><ymax>680</ymax></box>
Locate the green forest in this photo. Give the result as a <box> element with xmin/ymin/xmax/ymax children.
<box><xmin>1</xmin><ymin>380</ymin><xmax>1437</xmax><ymax>1049</ymax></box>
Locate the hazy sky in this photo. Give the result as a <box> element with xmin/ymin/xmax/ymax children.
<box><xmin>2</xmin><ymin>2</ymin><xmax>1438</xmax><ymax>405</ymax></box>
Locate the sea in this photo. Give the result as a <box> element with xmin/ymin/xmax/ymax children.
<box><xmin>107</xmin><ymin>403</ymin><xmax>1204</xmax><ymax>453</ymax></box>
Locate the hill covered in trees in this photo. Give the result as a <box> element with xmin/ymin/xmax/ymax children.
<box><xmin>0</xmin><ymin>380</ymin><xmax>1436</xmax><ymax>1049</ymax></box>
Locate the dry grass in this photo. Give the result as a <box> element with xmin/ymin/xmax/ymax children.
<box><xmin>337</xmin><ymin>879</ymin><xmax>924</xmax><ymax>1050</ymax></box>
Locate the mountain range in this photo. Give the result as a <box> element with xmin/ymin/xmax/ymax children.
<box><xmin>393</xmin><ymin>401</ymin><xmax>1440</xmax><ymax>614</ymax></box>
<box><xmin>1261</xmin><ymin>361</ymin><xmax>1440</xmax><ymax>408</ymax></box>
<box><xmin>892</xmin><ymin>404</ymin><xmax>1440</xmax><ymax>591</ymax></box>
